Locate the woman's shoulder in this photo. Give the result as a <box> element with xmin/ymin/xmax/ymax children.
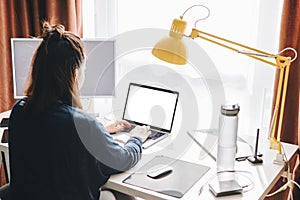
<box><xmin>12</xmin><ymin>98</ymin><xmax>27</xmax><ymax>108</ymax></box>
<box><xmin>10</xmin><ymin>98</ymin><xmax>28</xmax><ymax>116</ymax></box>
<box><xmin>57</xmin><ymin>103</ymin><xmax>97</xmax><ymax>123</ymax></box>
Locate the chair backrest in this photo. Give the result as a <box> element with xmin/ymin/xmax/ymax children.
<box><xmin>0</xmin><ymin>129</ymin><xmax>10</xmax><ymax>182</ymax></box>
<box><xmin>0</xmin><ymin>183</ymin><xmax>10</xmax><ymax>200</ymax></box>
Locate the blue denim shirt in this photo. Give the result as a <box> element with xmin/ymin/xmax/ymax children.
<box><xmin>8</xmin><ymin>99</ymin><xmax>142</xmax><ymax>200</ymax></box>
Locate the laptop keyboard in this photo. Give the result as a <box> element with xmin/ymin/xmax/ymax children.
<box><xmin>123</xmin><ymin>125</ymin><xmax>165</xmax><ymax>140</ymax></box>
<box><xmin>148</xmin><ymin>130</ymin><xmax>165</xmax><ymax>140</ymax></box>
<box><xmin>122</xmin><ymin>125</ymin><xmax>135</xmax><ymax>133</ymax></box>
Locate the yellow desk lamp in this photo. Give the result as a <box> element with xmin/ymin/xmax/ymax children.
<box><xmin>152</xmin><ymin>5</ymin><xmax>297</xmax><ymax>158</ymax></box>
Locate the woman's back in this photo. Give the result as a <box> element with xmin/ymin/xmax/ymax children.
<box><xmin>8</xmin><ymin>99</ymin><xmax>142</xmax><ymax>200</ymax></box>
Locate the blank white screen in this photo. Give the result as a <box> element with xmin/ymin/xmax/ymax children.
<box><xmin>124</xmin><ymin>84</ymin><xmax>178</xmax><ymax>131</ymax></box>
<box><xmin>11</xmin><ymin>38</ymin><xmax>115</xmax><ymax>98</ymax></box>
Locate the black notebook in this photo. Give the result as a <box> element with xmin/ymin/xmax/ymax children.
<box><xmin>123</xmin><ymin>155</ymin><xmax>210</xmax><ymax>198</ymax></box>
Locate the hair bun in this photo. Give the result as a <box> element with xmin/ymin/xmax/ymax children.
<box><xmin>41</xmin><ymin>21</ymin><xmax>65</xmax><ymax>39</ymax></box>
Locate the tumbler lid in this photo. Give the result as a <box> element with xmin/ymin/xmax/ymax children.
<box><xmin>221</xmin><ymin>104</ymin><xmax>240</xmax><ymax>116</ymax></box>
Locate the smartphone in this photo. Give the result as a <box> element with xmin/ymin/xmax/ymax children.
<box><xmin>209</xmin><ymin>179</ymin><xmax>243</xmax><ymax>197</ymax></box>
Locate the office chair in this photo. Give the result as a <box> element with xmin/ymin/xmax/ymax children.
<box><xmin>0</xmin><ymin>183</ymin><xmax>9</xmax><ymax>200</ymax></box>
<box><xmin>0</xmin><ymin>185</ymin><xmax>135</xmax><ymax>200</ymax></box>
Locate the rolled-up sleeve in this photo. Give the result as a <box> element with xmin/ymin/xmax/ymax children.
<box><xmin>72</xmin><ymin>109</ymin><xmax>143</xmax><ymax>173</ymax></box>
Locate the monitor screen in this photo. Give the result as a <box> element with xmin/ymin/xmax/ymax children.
<box><xmin>10</xmin><ymin>38</ymin><xmax>115</xmax><ymax>98</ymax></box>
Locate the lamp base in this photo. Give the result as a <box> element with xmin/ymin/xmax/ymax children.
<box><xmin>247</xmin><ymin>156</ymin><xmax>263</xmax><ymax>164</ymax></box>
<box><xmin>273</xmin><ymin>153</ymin><xmax>285</xmax><ymax>165</ymax></box>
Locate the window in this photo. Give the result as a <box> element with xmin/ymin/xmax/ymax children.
<box><xmin>83</xmin><ymin>0</ymin><xmax>283</xmax><ymax>138</ymax></box>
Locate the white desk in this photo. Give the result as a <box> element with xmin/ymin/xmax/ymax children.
<box><xmin>105</xmin><ymin>131</ymin><xmax>298</xmax><ymax>200</ymax></box>
<box><xmin>0</xmin><ymin>110</ymin><xmax>298</xmax><ymax>199</ymax></box>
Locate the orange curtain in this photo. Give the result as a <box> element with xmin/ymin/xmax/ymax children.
<box><xmin>278</xmin><ymin>0</ymin><xmax>300</xmax><ymax>199</ymax></box>
<box><xmin>268</xmin><ymin>0</ymin><xmax>300</xmax><ymax>199</ymax></box>
<box><xmin>0</xmin><ymin>0</ymin><xmax>82</xmax><ymax>113</ymax></box>
<box><xmin>278</xmin><ymin>0</ymin><xmax>300</xmax><ymax>146</ymax></box>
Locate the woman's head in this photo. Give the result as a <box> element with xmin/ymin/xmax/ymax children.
<box><xmin>25</xmin><ymin>21</ymin><xmax>85</xmax><ymax>113</ymax></box>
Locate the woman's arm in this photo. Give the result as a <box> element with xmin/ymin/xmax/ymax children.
<box><xmin>72</xmin><ymin>110</ymin><xmax>145</xmax><ymax>174</ymax></box>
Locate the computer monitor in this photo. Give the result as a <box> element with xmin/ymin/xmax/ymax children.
<box><xmin>10</xmin><ymin>38</ymin><xmax>115</xmax><ymax>99</ymax></box>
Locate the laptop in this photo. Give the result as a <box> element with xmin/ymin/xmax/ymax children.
<box><xmin>113</xmin><ymin>82</ymin><xmax>179</xmax><ymax>149</ymax></box>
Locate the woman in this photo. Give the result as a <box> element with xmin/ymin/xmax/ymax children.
<box><xmin>8</xmin><ymin>21</ymin><xmax>150</xmax><ymax>200</ymax></box>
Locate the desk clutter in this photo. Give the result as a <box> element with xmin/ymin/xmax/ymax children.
<box><xmin>123</xmin><ymin>155</ymin><xmax>210</xmax><ymax>198</ymax></box>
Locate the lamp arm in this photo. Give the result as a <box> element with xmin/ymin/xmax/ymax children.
<box><xmin>189</xmin><ymin>28</ymin><xmax>293</xmax><ymax>154</ymax></box>
<box><xmin>270</xmin><ymin>61</ymin><xmax>290</xmax><ymax>154</ymax></box>
<box><xmin>189</xmin><ymin>28</ymin><xmax>281</xmax><ymax>68</ymax></box>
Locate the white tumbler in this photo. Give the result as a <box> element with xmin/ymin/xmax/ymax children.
<box><xmin>217</xmin><ymin>104</ymin><xmax>240</xmax><ymax>172</ymax></box>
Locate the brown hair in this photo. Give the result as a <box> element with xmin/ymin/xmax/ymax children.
<box><xmin>24</xmin><ymin>21</ymin><xmax>85</xmax><ymax>113</ymax></box>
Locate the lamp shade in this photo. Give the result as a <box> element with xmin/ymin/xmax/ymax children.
<box><xmin>152</xmin><ymin>19</ymin><xmax>187</xmax><ymax>65</ymax></box>
<box><xmin>152</xmin><ymin>36</ymin><xmax>187</xmax><ymax>65</ymax></box>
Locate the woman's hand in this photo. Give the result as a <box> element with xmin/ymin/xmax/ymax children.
<box><xmin>130</xmin><ymin>125</ymin><xmax>151</xmax><ymax>142</ymax></box>
<box><xmin>105</xmin><ymin>120</ymin><xmax>131</xmax><ymax>134</ymax></box>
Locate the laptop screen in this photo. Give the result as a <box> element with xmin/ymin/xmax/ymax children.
<box><xmin>122</xmin><ymin>83</ymin><xmax>179</xmax><ymax>133</ymax></box>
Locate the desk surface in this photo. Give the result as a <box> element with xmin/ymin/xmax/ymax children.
<box><xmin>105</xmin><ymin>131</ymin><xmax>298</xmax><ymax>200</ymax></box>
<box><xmin>1</xmin><ymin>110</ymin><xmax>298</xmax><ymax>199</ymax></box>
